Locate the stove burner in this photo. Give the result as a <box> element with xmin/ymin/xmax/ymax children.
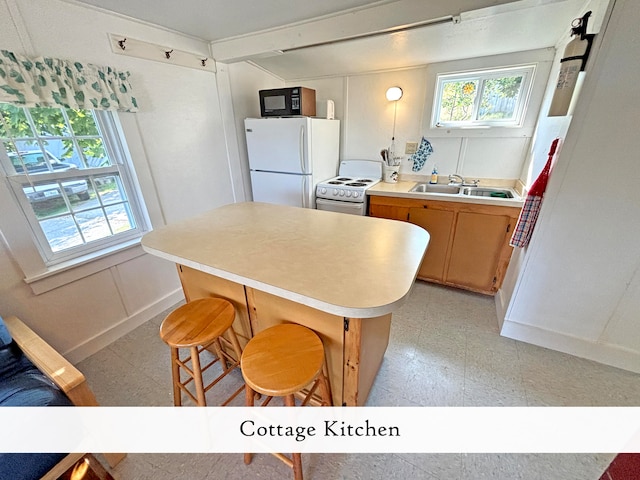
<box><xmin>336</xmin><ymin>177</ymin><xmax>352</xmax><ymax>181</ymax></box>
<box><xmin>346</xmin><ymin>182</ymin><xmax>367</xmax><ymax>187</ymax></box>
<box><xmin>328</xmin><ymin>180</ymin><xmax>343</xmax><ymax>185</ymax></box>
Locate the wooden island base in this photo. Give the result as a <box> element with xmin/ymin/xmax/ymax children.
<box><xmin>177</xmin><ymin>264</ymin><xmax>391</xmax><ymax>406</ymax></box>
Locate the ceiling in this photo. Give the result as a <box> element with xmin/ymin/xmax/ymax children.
<box><xmin>68</xmin><ymin>0</ymin><xmax>608</xmax><ymax>80</ymax></box>
<box><xmin>71</xmin><ymin>0</ymin><xmax>400</xmax><ymax>41</ymax></box>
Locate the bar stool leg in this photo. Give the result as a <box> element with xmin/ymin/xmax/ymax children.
<box><xmin>210</xmin><ymin>339</ymin><xmax>228</xmax><ymax>371</ymax></box>
<box><xmin>318</xmin><ymin>374</ymin><xmax>332</xmax><ymax>406</ymax></box>
<box><xmin>284</xmin><ymin>394</ymin><xmax>303</xmax><ymax>480</ymax></box>
<box><xmin>227</xmin><ymin>328</ymin><xmax>244</xmax><ymax>364</ymax></box>
<box><xmin>170</xmin><ymin>347</ymin><xmax>182</xmax><ymax>406</ymax></box>
<box><xmin>191</xmin><ymin>346</ymin><xmax>206</xmax><ymax>406</ymax></box>
<box><xmin>244</xmin><ymin>384</ymin><xmax>255</xmax><ymax>465</ymax></box>
<box><xmin>320</xmin><ymin>360</ymin><xmax>333</xmax><ymax>406</ymax></box>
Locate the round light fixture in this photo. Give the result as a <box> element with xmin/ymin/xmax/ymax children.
<box><xmin>385</xmin><ymin>86</ymin><xmax>403</xmax><ymax>101</ymax></box>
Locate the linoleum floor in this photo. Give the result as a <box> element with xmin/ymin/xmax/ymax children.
<box><xmin>78</xmin><ymin>281</ymin><xmax>640</xmax><ymax>479</ymax></box>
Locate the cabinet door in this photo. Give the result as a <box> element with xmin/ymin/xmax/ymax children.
<box><xmin>445</xmin><ymin>212</ymin><xmax>512</xmax><ymax>292</ymax></box>
<box><xmin>368</xmin><ymin>201</ymin><xmax>408</xmax><ymax>221</ymax></box>
<box><xmin>408</xmin><ymin>207</ymin><xmax>454</xmax><ymax>282</ymax></box>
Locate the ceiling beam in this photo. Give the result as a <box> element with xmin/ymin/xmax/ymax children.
<box><xmin>209</xmin><ymin>0</ymin><xmax>524</xmax><ymax>63</ymax></box>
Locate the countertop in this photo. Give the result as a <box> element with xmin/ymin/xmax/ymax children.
<box><xmin>368</xmin><ymin>181</ymin><xmax>525</xmax><ymax>208</ymax></box>
<box><xmin>141</xmin><ymin>202</ymin><xmax>430</xmax><ymax>318</ymax></box>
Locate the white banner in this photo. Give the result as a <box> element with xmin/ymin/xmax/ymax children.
<box><xmin>1</xmin><ymin>407</ymin><xmax>639</xmax><ymax>453</ymax></box>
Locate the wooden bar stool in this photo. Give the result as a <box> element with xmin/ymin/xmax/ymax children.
<box><xmin>160</xmin><ymin>297</ymin><xmax>244</xmax><ymax>406</ymax></box>
<box><xmin>241</xmin><ymin>323</ymin><xmax>332</xmax><ymax>480</ymax></box>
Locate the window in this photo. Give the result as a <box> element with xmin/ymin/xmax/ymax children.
<box><xmin>433</xmin><ymin>65</ymin><xmax>535</xmax><ymax>128</ymax></box>
<box><xmin>0</xmin><ymin>103</ymin><xmax>148</xmax><ymax>265</ymax></box>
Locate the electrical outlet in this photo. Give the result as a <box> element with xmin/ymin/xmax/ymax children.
<box><xmin>405</xmin><ymin>142</ymin><xmax>418</xmax><ymax>154</ymax></box>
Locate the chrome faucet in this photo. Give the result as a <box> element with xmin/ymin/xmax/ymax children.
<box><xmin>448</xmin><ymin>174</ymin><xmax>464</xmax><ymax>186</ymax></box>
<box><xmin>449</xmin><ymin>174</ymin><xmax>480</xmax><ymax>187</ymax></box>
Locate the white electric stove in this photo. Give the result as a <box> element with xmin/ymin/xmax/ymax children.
<box><xmin>315</xmin><ymin>160</ymin><xmax>382</xmax><ymax>215</ymax></box>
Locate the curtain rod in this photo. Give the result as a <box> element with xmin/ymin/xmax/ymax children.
<box><xmin>280</xmin><ymin>15</ymin><xmax>458</xmax><ymax>53</ymax></box>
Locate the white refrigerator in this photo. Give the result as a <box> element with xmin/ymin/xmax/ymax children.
<box><xmin>245</xmin><ymin>117</ymin><xmax>340</xmax><ymax>208</ymax></box>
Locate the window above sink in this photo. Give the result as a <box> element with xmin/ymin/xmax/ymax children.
<box><xmin>432</xmin><ymin>65</ymin><xmax>536</xmax><ymax>130</ymax></box>
<box><xmin>420</xmin><ymin>49</ymin><xmax>554</xmax><ymax>140</ymax></box>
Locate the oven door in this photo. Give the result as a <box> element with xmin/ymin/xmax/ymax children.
<box><xmin>316</xmin><ymin>198</ymin><xmax>365</xmax><ymax>216</ymax></box>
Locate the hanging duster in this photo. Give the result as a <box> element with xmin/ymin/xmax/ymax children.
<box><xmin>510</xmin><ymin>138</ymin><xmax>560</xmax><ymax>248</ymax></box>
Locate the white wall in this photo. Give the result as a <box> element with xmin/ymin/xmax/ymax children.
<box><xmin>502</xmin><ymin>0</ymin><xmax>640</xmax><ymax>373</ymax></box>
<box><xmin>0</xmin><ymin>0</ymin><xmax>239</xmax><ymax>361</ymax></box>
<box><xmin>226</xmin><ymin>62</ymin><xmax>284</xmax><ymax>201</ymax></box>
<box><xmin>278</xmin><ymin>49</ymin><xmax>554</xmax><ymax>183</ymax></box>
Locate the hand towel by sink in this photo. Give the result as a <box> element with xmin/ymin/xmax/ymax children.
<box><xmin>510</xmin><ymin>138</ymin><xmax>559</xmax><ymax>248</ymax></box>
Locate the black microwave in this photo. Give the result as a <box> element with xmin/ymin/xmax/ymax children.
<box><xmin>259</xmin><ymin>87</ymin><xmax>316</xmax><ymax>117</ymax></box>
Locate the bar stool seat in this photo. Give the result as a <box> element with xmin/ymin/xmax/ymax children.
<box><xmin>241</xmin><ymin>323</ymin><xmax>332</xmax><ymax>480</ymax></box>
<box><xmin>160</xmin><ymin>297</ymin><xmax>244</xmax><ymax>406</ymax></box>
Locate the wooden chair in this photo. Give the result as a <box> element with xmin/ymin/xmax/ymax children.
<box><xmin>3</xmin><ymin>315</ymin><xmax>125</xmax><ymax>479</ymax></box>
<box><xmin>160</xmin><ymin>297</ymin><xmax>244</xmax><ymax>406</ymax></box>
<box><xmin>241</xmin><ymin>323</ymin><xmax>332</xmax><ymax>480</ymax></box>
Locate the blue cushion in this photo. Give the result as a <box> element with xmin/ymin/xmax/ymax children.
<box><xmin>0</xmin><ymin>453</ymin><xmax>69</xmax><ymax>480</ymax></box>
<box><xmin>0</xmin><ymin>316</ymin><xmax>12</xmax><ymax>348</ymax></box>
<box><xmin>0</xmin><ymin>315</ymin><xmax>73</xmax><ymax>479</ymax></box>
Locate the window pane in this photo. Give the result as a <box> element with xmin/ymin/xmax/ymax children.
<box><xmin>40</xmin><ymin>215</ymin><xmax>83</xmax><ymax>252</ymax></box>
<box><xmin>67</xmin><ymin>109</ymin><xmax>99</xmax><ymax>136</ymax></box>
<box><xmin>40</xmin><ymin>138</ymin><xmax>83</xmax><ymax>168</ymax></box>
<box><xmin>29</xmin><ymin>107</ymin><xmax>70</xmax><ymax>136</ymax></box>
<box><xmin>76</xmin><ymin>208</ymin><xmax>112</xmax><ymax>242</ymax></box>
<box><xmin>478</xmin><ymin>76</ymin><xmax>523</xmax><ymax>120</ymax></box>
<box><xmin>78</xmin><ymin>138</ymin><xmax>112</xmax><ymax>167</ymax></box>
<box><xmin>105</xmin><ymin>204</ymin><xmax>135</xmax><ymax>234</ymax></box>
<box><xmin>23</xmin><ymin>182</ymin><xmax>71</xmax><ymax>218</ymax></box>
<box><xmin>20</xmin><ymin>172</ymin><xmax>135</xmax><ymax>249</ymax></box>
<box><xmin>439</xmin><ymin>80</ymin><xmax>478</xmax><ymax>122</ymax></box>
<box><xmin>0</xmin><ymin>104</ymin><xmax>34</xmax><ymax>138</ymax></box>
<box><xmin>96</xmin><ymin>175</ymin><xmax>126</xmax><ymax>204</ymax></box>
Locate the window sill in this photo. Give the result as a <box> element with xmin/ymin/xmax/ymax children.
<box><xmin>24</xmin><ymin>238</ymin><xmax>147</xmax><ymax>295</ymax></box>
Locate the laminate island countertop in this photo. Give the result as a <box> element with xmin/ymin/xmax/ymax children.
<box><xmin>141</xmin><ymin>202</ymin><xmax>430</xmax><ymax>318</ymax></box>
<box><xmin>141</xmin><ymin>202</ymin><xmax>430</xmax><ymax>406</ymax></box>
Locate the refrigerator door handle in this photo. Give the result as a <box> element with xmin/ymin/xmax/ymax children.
<box><xmin>302</xmin><ymin>176</ymin><xmax>309</xmax><ymax>208</ymax></box>
<box><xmin>299</xmin><ymin>125</ymin><xmax>305</xmax><ymax>174</ymax></box>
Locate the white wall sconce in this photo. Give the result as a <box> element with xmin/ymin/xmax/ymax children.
<box><xmin>386</xmin><ymin>86</ymin><xmax>403</xmax><ymax>101</ymax></box>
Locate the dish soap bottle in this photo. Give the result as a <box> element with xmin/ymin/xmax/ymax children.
<box><xmin>429</xmin><ymin>165</ymin><xmax>438</xmax><ymax>184</ymax></box>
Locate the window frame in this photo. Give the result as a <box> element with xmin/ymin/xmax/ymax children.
<box><xmin>0</xmin><ymin>107</ymin><xmax>150</xmax><ymax>267</ymax></box>
<box><xmin>432</xmin><ymin>65</ymin><xmax>536</xmax><ymax>129</ymax></box>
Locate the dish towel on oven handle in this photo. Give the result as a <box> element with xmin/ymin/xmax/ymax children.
<box><xmin>510</xmin><ymin>138</ymin><xmax>560</xmax><ymax>248</ymax></box>
<box><xmin>410</xmin><ymin>136</ymin><xmax>434</xmax><ymax>172</ymax></box>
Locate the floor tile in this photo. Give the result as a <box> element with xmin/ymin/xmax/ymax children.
<box><xmin>75</xmin><ymin>280</ymin><xmax>640</xmax><ymax>479</ymax></box>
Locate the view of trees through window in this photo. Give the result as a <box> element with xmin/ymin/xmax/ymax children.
<box><xmin>0</xmin><ymin>103</ymin><xmax>141</xmax><ymax>260</ymax></box>
<box><xmin>435</xmin><ymin>66</ymin><xmax>534</xmax><ymax>127</ymax></box>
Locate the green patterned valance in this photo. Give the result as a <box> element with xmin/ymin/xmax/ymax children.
<box><xmin>0</xmin><ymin>50</ymin><xmax>138</xmax><ymax>112</ymax></box>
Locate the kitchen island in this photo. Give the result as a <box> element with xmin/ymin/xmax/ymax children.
<box><xmin>141</xmin><ymin>202</ymin><xmax>429</xmax><ymax>406</ymax></box>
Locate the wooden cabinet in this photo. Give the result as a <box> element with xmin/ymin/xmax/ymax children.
<box><xmin>446</xmin><ymin>211</ymin><xmax>513</xmax><ymax>292</ymax></box>
<box><xmin>369</xmin><ymin>195</ymin><xmax>521</xmax><ymax>294</ymax></box>
<box><xmin>175</xmin><ymin>263</ymin><xmax>391</xmax><ymax>406</ymax></box>
<box><xmin>408</xmin><ymin>206</ymin><xmax>454</xmax><ymax>282</ymax></box>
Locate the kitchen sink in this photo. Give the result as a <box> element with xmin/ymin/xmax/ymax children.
<box><xmin>410</xmin><ymin>183</ymin><xmax>461</xmax><ymax>195</ymax></box>
<box><xmin>462</xmin><ymin>187</ymin><xmax>514</xmax><ymax>198</ymax></box>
